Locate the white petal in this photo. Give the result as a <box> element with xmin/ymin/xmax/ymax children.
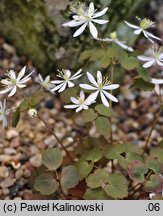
<box><xmin>137</xmin><ymin>55</ymin><xmax>154</xmax><ymax>61</ymax></box>
<box><xmin>8</xmin><ymin>86</ymin><xmax>17</xmax><ymax>97</ymax></box>
<box><xmin>134</xmin><ymin>28</ymin><xmax>142</xmax><ymax>35</ymax></box>
<box><xmin>70</xmin><ymin>69</ymin><xmax>83</xmax><ymax>80</ymax></box>
<box><xmin>64</xmin><ymin>104</ymin><xmax>79</xmax><ymax>109</ymax></box>
<box><xmin>124</xmin><ymin>21</ymin><xmax>140</xmax><ymax>29</ymax></box>
<box><xmin>100</xmin><ymin>91</ymin><xmax>109</xmax><ymax>107</ymax></box>
<box><xmin>95</xmin><ymin>37</ymin><xmax>112</xmax><ymax>42</ymax></box>
<box><xmin>151</xmin><ymin>78</ymin><xmax>163</xmax><ymax>85</ymax></box>
<box><xmin>51</xmin><ymin>83</ymin><xmax>65</xmax><ymax>92</ymax></box>
<box><xmin>92</xmin><ymin>19</ymin><xmax>108</xmax><ymax>24</ymax></box>
<box><xmin>88</xmin><ymin>2</ymin><xmax>95</xmax><ymax>15</ymax></box>
<box><xmin>17</xmin><ymin>66</ymin><xmax>26</xmax><ymax>81</ymax></box>
<box><xmin>87</xmin><ymin>72</ymin><xmax>98</xmax><ymax>87</ymax></box>
<box><xmin>20</xmin><ymin>70</ymin><xmax>34</xmax><ymax>83</ymax></box>
<box><xmin>86</xmin><ymin>91</ymin><xmax>99</xmax><ymax>103</ymax></box>
<box><xmin>80</xmin><ymin>84</ymin><xmax>97</xmax><ymax>90</ymax></box>
<box><xmin>89</xmin><ymin>21</ymin><xmax>98</xmax><ymax>38</ymax></box>
<box><xmin>143</xmin><ymin>60</ymin><xmax>155</xmax><ymax>68</ymax></box>
<box><xmin>103</xmin><ymin>84</ymin><xmax>119</xmax><ymax>90</ymax></box>
<box><xmin>82</xmin><ymin>105</ymin><xmax>89</xmax><ymax>110</ymax></box>
<box><xmin>73</xmin><ymin>22</ymin><xmax>87</xmax><ymax>37</ymax></box>
<box><xmin>1</xmin><ymin>79</ymin><xmax>12</xmax><ymax>85</ymax></box>
<box><xmin>38</xmin><ymin>74</ymin><xmax>44</xmax><ymax>83</ymax></box>
<box><xmin>51</xmin><ymin>80</ymin><xmax>64</xmax><ymax>84</ymax></box>
<box><xmin>143</xmin><ymin>31</ymin><xmax>154</xmax><ymax>43</ymax></box>
<box><xmin>93</xmin><ymin>7</ymin><xmax>108</xmax><ymax>18</ymax></box>
<box><xmin>158</xmin><ymin>53</ymin><xmax>163</xmax><ymax>59</ymax></box>
<box><xmin>156</xmin><ymin>60</ymin><xmax>163</xmax><ymax>66</ymax></box>
<box><xmin>70</xmin><ymin>97</ymin><xmax>79</xmax><ymax>104</ymax></box>
<box><xmin>103</xmin><ymin>90</ymin><xmax>118</xmax><ymax>102</ymax></box>
<box><xmin>45</xmin><ymin>75</ymin><xmax>50</xmax><ymax>83</ymax></box>
<box><xmin>58</xmin><ymin>82</ymin><xmax>67</xmax><ymax>92</ymax></box>
<box><xmin>67</xmin><ymin>81</ymin><xmax>74</xmax><ymax>87</ymax></box>
<box><xmin>144</xmin><ymin>31</ymin><xmax>162</xmax><ymax>41</ymax></box>
<box><xmin>0</xmin><ymin>87</ymin><xmax>13</xmax><ymax>95</ymax></box>
<box><xmin>115</xmin><ymin>40</ymin><xmax>134</xmax><ymax>52</ymax></box>
<box><xmin>76</xmin><ymin>106</ymin><xmax>83</xmax><ymax>113</ymax></box>
<box><xmin>97</xmin><ymin>71</ymin><xmax>102</xmax><ymax>84</ymax></box>
<box><xmin>65</xmin><ymin>70</ymin><xmax>71</xmax><ymax>78</ymax></box>
<box><xmin>8</xmin><ymin>70</ymin><xmax>16</xmax><ymax>79</ymax></box>
<box><xmin>62</xmin><ymin>20</ymin><xmax>84</xmax><ymax>27</ymax></box>
<box><xmin>80</xmin><ymin>91</ymin><xmax>85</xmax><ymax>100</ymax></box>
<box><xmin>17</xmin><ymin>84</ymin><xmax>26</xmax><ymax>88</ymax></box>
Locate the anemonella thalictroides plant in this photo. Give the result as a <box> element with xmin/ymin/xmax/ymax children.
<box><xmin>0</xmin><ymin>2</ymin><xmax>163</xmax><ymax>200</ymax></box>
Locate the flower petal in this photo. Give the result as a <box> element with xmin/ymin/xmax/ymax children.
<box><xmin>76</xmin><ymin>106</ymin><xmax>83</xmax><ymax>113</ymax></box>
<box><xmin>102</xmin><ymin>90</ymin><xmax>118</xmax><ymax>102</ymax></box>
<box><xmin>97</xmin><ymin>71</ymin><xmax>102</xmax><ymax>84</ymax></box>
<box><xmin>73</xmin><ymin>22</ymin><xmax>87</xmax><ymax>37</ymax></box>
<box><xmin>51</xmin><ymin>80</ymin><xmax>64</xmax><ymax>84</ymax></box>
<box><xmin>86</xmin><ymin>91</ymin><xmax>99</xmax><ymax>104</ymax></box>
<box><xmin>62</xmin><ymin>20</ymin><xmax>84</xmax><ymax>27</ymax></box>
<box><xmin>80</xmin><ymin>91</ymin><xmax>85</xmax><ymax>100</ymax></box>
<box><xmin>143</xmin><ymin>60</ymin><xmax>155</xmax><ymax>68</ymax></box>
<box><xmin>0</xmin><ymin>87</ymin><xmax>13</xmax><ymax>95</ymax></box>
<box><xmin>58</xmin><ymin>82</ymin><xmax>67</xmax><ymax>92</ymax></box>
<box><xmin>103</xmin><ymin>84</ymin><xmax>119</xmax><ymax>90</ymax></box>
<box><xmin>124</xmin><ymin>21</ymin><xmax>140</xmax><ymax>29</ymax></box>
<box><xmin>17</xmin><ymin>66</ymin><xmax>26</xmax><ymax>81</ymax></box>
<box><xmin>70</xmin><ymin>97</ymin><xmax>79</xmax><ymax>104</ymax></box>
<box><xmin>8</xmin><ymin>86</ymin><xmax>17</xmax><ymax>97</ymax></box>
<box><xmin>100</xmin><ymin>91</ymin><xmax>109</xmax><ymax>107</ymax></box>
<box><xmin>80</xmin><ymin>84</ymin><xmax>98</xmax><ymax>90</ymax></box>
<box><xmin>151</xmin><ymin>78</ymin><xmax>163</xmax><ymax>85</ymax></box>
<box><xmin>144</xmin><ymin>31</ymin><xmax>162</xmax><ymax>41</ymax></box>
<box><xmin>87</xmin><ymin>72</ymin><xmax>98</xmax><ymax>87</ymax></box>
<box><xmin>89</xmin><ymin>21</ymin><xmax>98</xmax><ymax>38</ymax></box>
<box><xmin>137</xmin><ymin>55</ymin><xmax>154</xmax><ymax>61</ymax></box>
<box><xmin>134</xmin><ymin>28</ymin><xmax>142</xmax><ymax>35</ymax></box>
<box><xmin>67</xmin><ymin>81</ymin><xmax>74</xmax><ymax>88</ymax></box>
<box><xmin>115</xmin><ymin>40</ymin><xmax>134</xmax><ymax>52</ymax></box>
<box><xmin>64</xmin><ymin>104</ymin><xmax>79</xmax><ymax>109</ymax></box>
<box><xmin>93</xmin><ymin>7</ymin><xmax>108</xmax><ymax>18</ymax></box>
<box><xmin>92</xmin><ymin>19</ymin><xmax>108</xmax><ymax>24</ymax></box>
<box><xmin>156</xmin><ymin>60</ymin><xmax>163</xmax><ymax>66</ymax></box>
<box><xmin>51</xmin><ymin>83</ymin><xmax>65</xmax><ymax>92</ymax></box>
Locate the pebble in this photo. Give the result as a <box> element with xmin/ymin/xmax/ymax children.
<box><xmin>2</xmin><ymin>188</ymin><xmax>10</xmax><ymax>196</ymax></box>
<box><xmin>29</xmin><ymin>154</ymin><xmax>42</xmax><ymax>167</ymax></box>
<box><xmin>0</xmin><ymin>155</ymin><xmax>12</xmax><ymax>162</ymax></box>
<box><xmin>4</xmin><ymin>147</ymin><xmax>17</xmax><ymax>155</ymax></box>
<box><xmin>6</xmin><ymin>129</ymin><xmax>19</xmax><ymax>140</ymax></box>
<box><xmin>0</xmin><ymin>166</ymin><xmax>9</xmax><ymax>178</ymax></box>
<box><xmin>15</xmin><ymin>167</ymin><xmax>24</xmax><ymax>179</ymax></box>
<box><xmin>44</xmin><ymin>135</ymin><xmax>57</xmax><ymax>147</ymax></box>
<box><xmin>0</xmin><ymin>177</ymin><xmax>16</xmax><ymax>188</ymax></box>
<box><xmin>30</xmin><ymin>145</ymin><xmax>40</xmax><ymax>155</ymax></box>
<box><xmin>10</xmin><ymin>138</ymin><xmax>20</xmax><ymax>148</ymax></box>
<box><xmin>13</xmin><ymin>197</ymin><xmax>22</xmax><ymax>200</ymax></box>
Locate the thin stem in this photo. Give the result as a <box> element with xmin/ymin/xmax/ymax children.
<box><xmin>143</xmin><ymin>108</ymin><xmax>161</xmax><ymax>153</ymax></box>
<box><xmin>37</xmin><ymin>113</ymin><xmax>74</xmax><ymax>162</ymax></box>
<box><xmin>109</xmin><ymin>64</ymin><xmax>114</xmax><ymax>143</ymax></box>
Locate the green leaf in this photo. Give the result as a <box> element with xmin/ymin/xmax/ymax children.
<box><xmin>60</xmin><ymin>88</ymin><xmax>78</xmax><ymax>103</ymax></box>
<box><xmin>144</xmin><ymin>174</ymin><xmax>163</xmax><ymax>193</ymax></box>
<box><xmin>12</xmin><ymin>109</ymin><xmax>20</xmax><ymax>127</ymax></box>
<box><xmin>60</xmin><ymin>165</ymin><xmax>79</xmax><ymax>190</ymax></box>
<box><xmin>95</xmin><ymin>116</ymin><xmax>111</xmax><ymax>136</ymax></box>
<box><xmin>90</xmin><ymin>50</ymin><xmax>105</xmax><ymax>61</ymax></box>
<box><xmin>82</xmin><ymin>109</ymin><xmax>98</xmax><ymax>123</ymax></box>
<box><xmin>127</xmin><ymin>160</ymin><xmax>147</xmax><ymax>183</ymax></box>
<box><xmin>137</xmin><ymin>67</ymin><xmax>151</xmax><ymax>82</ymax></box>
<box><xmin>106</xmin><ymin>45</ymin><xmax>120</xmax><ymax>59</ymax></box>
<box><xmin>146</xmin><ymin>156</ymin><xmax>163</xmax><ymax>173</ymax></box>
<box><xmin>95</xmin><ymin>104</ymin><xmax>113</xmax><ymax>117</ymax></box>
<box><xmin>84</xmin><ymin>188</ymin><xmax>108</xmax><ymax>200</ymax></box>
<box><xmin>150</xmin><ymin>148</ymin><xmax>163</xmax><ymax>162</ymax></box>
<box><xmin>100</xmin><ymin>55</ymin><xmax>111</xmax><ymax>68</ymax></box>
<box><xmin>79</xmin><ymin>50</ymin><xmax>94</xmax><ymax>61</ymax></box>
<box><xmin>119</xmin><ymin>54</ymin><xmax>139</xmax><ymax>70</ymax></box>
<box><xmin>132</xmin><ymin>78</ymin><xmax>154</xmax><ymax>91</ymax></box>
<box><xmin>42</xmin><ymin>147</ymin><xmax>63</xmax><ymax>170</ymax></box>
<box><xmin>104</xmin><ymin>174</ymin><xmax>128</xmax><ymax>199</ymax></box>
<box><xmin>84</xmin><ymin>147</ymin><xmax>103</xmax><ymax>163</ymax></box>
<box><xmin>19</xmin><ymin>101</ymin><xmax>29</xmax><ymax>111</ymax></box>
<box><xmin>159</xmin><ymin>140</ymin><xmax>163</xmax><ymax>149</ymax></box>
<box><xmin>34</xmin><ymin>173</ymin><xmax>58</xmax><ymax>195</ymax></box>
<box><xmin>76</xmin><ymin>158</ymin><xmax>93</xmax><ymax>180</ymax></box>
<box><xmin>86</xmin><ymin>169</ymin><xmax>109</xmax><ymax>188</ymax></box>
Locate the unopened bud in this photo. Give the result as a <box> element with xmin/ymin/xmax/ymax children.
<box><xmin>28</xmin><ymin>109</ymin><xmax>37</xmax><ymax>118</ymax></box>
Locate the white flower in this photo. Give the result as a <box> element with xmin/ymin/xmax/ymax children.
<box><xmin>0</xmin><ymin>99</ymin><xmax>9</xmax><ymax>128</ymax></box>
<box><xmin>95</xmin><ymin>31</ymin><xmax>134</xmax><ymax>52</ymax></box>
<box><xmin>124</xmin><ymin>17</ymin><xmax>162</xmax><ymax>43</ymax></box>
<box><xmin>0</xmin><ymin>66</ymin><xmax>34</xmax><ymax>97</ymax></box>
<box><xmin>80</xmin><ymin>71</ymin><xmax>119</xmax><ymax>107</ymax></box>
<box><xmin>28</xmin><ymin>109</ymin><xmax>37</xmax><ymax>118</ymax></box>
<box><xmin>64</xmin><ymin>91</ymin><xmax>93</xmax><ymax>112</ymax></box>
<box><xmin>37</xmin><ymin>74</ymin><xmax>55</xmax><ymax>91</ymax></box>
<box><xmin>151</xmin><ymin>78</ymin><xmax>163</xmax><ymax>85</ymax></box>
<box><xmin>51</xmin><ymin>69</ymin><xmax>83</xmax><ymax>93</ymax></box>
<box><xmin>62</xmin><ymin>2</ymin><xmax>108</xmax><ymax>38</ymax></box>
<box><xmin>137</xmin><ymin>46</ymin><xmax>163</xmax><ymax>68</ymax></box>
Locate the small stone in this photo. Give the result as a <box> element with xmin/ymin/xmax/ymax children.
<box><xmin>10</xmin><ymin>160</ymin><xmax>21</xmax><ymax>170</ymax></box>
<box><xmin>0</xmin><ymin>177</ymin><xmax>16</xmax><ymax>188</ymax></box>
<box><xmin>6</xmin><ymin>129</ymin><xmax>19</xmax><ymax>140</ymax></box>
<box><xmin>23</xmin><ymin>168</ymin><xmax>31</xmax><ymax>178</ymax></box>
<box><xmin>13</xmin><ymin>197</ymin><xmax>22</xmax><ymax>200</ymax></box>
<box><xmin>30</xmin><ymin>145</ymin><xmax>39</xmax><ymax>155</ymax></box>
<box><xmin>15</xmin><ymin>167</ymin><xmax>24</xmax><ymax>179</ymax></box>
<box><xmin>4</xmin><ymin>147</ymin><xmax>16</xmax><ymax>155</ymax></box>
<box><xmin>0</xmin><ymin>155</ymin><xmax>12</xmax><ymax>162</ymax></box>
<box><xmin>9</xmin><ymin>184</ymin><xmax>20</xmax><ymax>197</ymax></box>
<box><xmin>0</xmin><ymin>166</ymin><xmax>9</xmax><ymax>178</ymax></box>
<box><xmin>2</xmin><ymin>188</ymin><xmax>10</xmax><ymax>196</ymax></box>
<box><xmin>10</xmin><ymin>138</ymin><xmax>20</xmax><ymax>148</ymax></box>
<box><xmin>44</xmin><ymin>135</ymin><xmax>57</xmax><ymax>147</ymax></box>
<box><xmin>29</xmin><ymin>154</ymin><xmax>42</xmax><ymax>167</ymax></box>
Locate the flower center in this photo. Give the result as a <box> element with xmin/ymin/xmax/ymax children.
<box><xmin>78</xmin><ymin>97</ymin><xmax>84</xmax><ymax>105</ymax></box>
<box><xmin>98</xmin><ymin>83</ymin><xmax>104</xmax><ymax>90</ymax></box>
<box><xmin>140</xmin><ymin>18</ymin><xmax>153</xmax><ymax>29</ymax></box>
<box><xmin>154</xmin><ymin>52</ymin><xmax>159</xmax><ymax>60</ymax></box>
<box><xmin>11</xmin><ymin>79</ymin><xmax>17</xmax><ymax>85</ymax></box>
<box><xmin>110</xmin><ymin>31</ymin><xmax>117</xmax><ymax>40</ymax></box>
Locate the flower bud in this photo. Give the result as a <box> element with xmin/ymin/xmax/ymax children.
<box><xmin>28</xmin><ymin>109</ymin><xmax>37</xmax><ymax>118</ymax></box>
